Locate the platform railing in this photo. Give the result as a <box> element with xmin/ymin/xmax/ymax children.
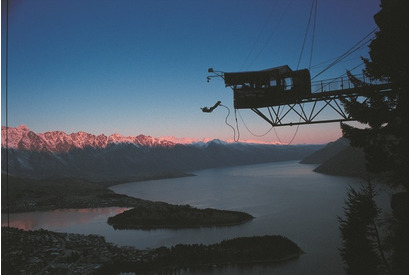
<box><xmin>310</xmin><ymin>73</ymin><xmax>387</xmax><ymax>94</ymax></box>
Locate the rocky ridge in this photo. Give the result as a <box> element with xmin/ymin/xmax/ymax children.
<box><xmin>1</xmin><ymin>125</ymin><xmax>174</xmax><ymax>153</ymax></box>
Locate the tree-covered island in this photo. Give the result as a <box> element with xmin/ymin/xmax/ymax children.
<box><xmin>107</xmin><ymin>202</ymin><xmax>254</xmax><ymax>229</ymax></box>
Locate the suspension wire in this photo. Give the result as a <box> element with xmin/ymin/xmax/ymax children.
<box><xmin>237</xmin><ymin>109</ymin><xmax>274</xmax><ymax>137</ymax></box>
<box><xmin>312</xmin><ymin>36</ymin><xmax>374</xmax><ymax>80</ymax></box>
<box><xmin>240</xmin><ymin>0</ymin><xmax>280</xmax><ymax>71</ymax></box>
<box><xmin>272</xmin><ymin>127</ymin><xmax>283</xmax><ymax>144</ymax></box>
<box><xmin>234</xmin><ymin>109</ymin><xmax>240</xmax><ymax>141</ymax></box>
<box><xmin>246</xmin><ymin>0</ymin><xmax>294</xmax><ymax>70</ymax></box>
<box><xmin>308</xmin><ymin>0</ymin><xmax>317</xmax><ymax>69</ymax></box>
<box><xmin>286</xmin><ymin>120</ymin><xmax>301</xmax><ymax>145</ymax></box>
<box><xmin>237</xmin><ymin>0</ymin><xmax>290</xmax><ymax>142</ymax></box>
<box><xmin>296</xmin><ymin>0</ymin><xmax>315</xmax><ymax>70</ymax></box>
<box><xmin>220</xmin><ymin>104</ymin><xmax>240</xmax><ymax>142</ymax></box>
<box><xmin>311</xmin><ymin>28</ymin><xmax>378</xmax><ymax>80</ymax></box>
<box><xmin>239</xmin><ymin>0</ymin><xmax>317</xmax><ymax>145</ymax></box>
<box><xmin>310</xmin><ymin>55</ymin><xmax>361</xmax><ymax>70</ymax></box>
<box><xmin>288</xmin><ymin>0</ymin><xmax>317</xmax><ymax>145</ymax></box>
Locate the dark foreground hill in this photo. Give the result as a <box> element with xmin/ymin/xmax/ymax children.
<box><xmin>300</xmin><ymin>137</ymin><xmax>368</xmax><ymax>178</ymax></box>
<box><xmin>300</xmin><ymin>137</ymin><xmax>350</xmax><ymax>164</ymax></box>
<box><xmin>313</xmin><ymin>146</ymin><xmax>367</xmax><ymax>178</ymax></box>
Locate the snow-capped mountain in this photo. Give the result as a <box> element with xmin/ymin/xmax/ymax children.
<box><xmin>1</xmin><ymin>125</ymin><xmax>323</xmax><ymax>181</ymax></box>
<box><xmin>1</xmin><ymin>125</ymin><xmax>174</xmax><ymax>153</ymax></box>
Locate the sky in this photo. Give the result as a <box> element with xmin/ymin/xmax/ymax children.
<box><xmin>1</xmin><ymin>0</ymin><xmax>381</xmax><ymax>144</ymax></box>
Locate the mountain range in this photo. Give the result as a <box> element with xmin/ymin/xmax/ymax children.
<box><xmin>1</xmin><ymin>125</ymin><xmax>323</xmax><ymax>182</ymax></box>
<box><xmin>2</xmin><ymin>125</ymin><xmax>176</xmax><ymax>153</ymax></box>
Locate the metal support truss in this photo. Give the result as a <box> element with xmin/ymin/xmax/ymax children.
<box><xmin>248</xmin><ymin>84</ymin><xmax>392</xmax><ymax>127</ymax></box>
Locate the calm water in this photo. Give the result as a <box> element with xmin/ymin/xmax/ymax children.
<box><xmin>2</xmin><ymin>161</ymin><xmax>392</xmax><ymax>274</ymax></box>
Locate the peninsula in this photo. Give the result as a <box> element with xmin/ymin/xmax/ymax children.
<box><xmin>2</xmin><ymin>227</ymin><xmax>303</xmax><ymax>274</ymax></box>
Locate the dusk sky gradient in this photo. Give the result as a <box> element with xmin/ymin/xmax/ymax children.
<box><xmin>1</xmin><ymin>0</ymin><xmax>381</xmax><ymax>144</ymax></box>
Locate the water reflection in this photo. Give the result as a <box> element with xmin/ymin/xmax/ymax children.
<box><xmin>1</xmin><ymin>207</ymin><xmax>130</xmax><ymax>231</ymax></box>
<box><xmin>3</xmin><ymin>161</ymin><xmax>388</xmax><ymax>274</ymax></box>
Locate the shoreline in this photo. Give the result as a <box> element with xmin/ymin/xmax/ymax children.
<box><xmin>3</xmin><ymin>227</ymin><xmax>304</xmax><ymax>274</ymax></box>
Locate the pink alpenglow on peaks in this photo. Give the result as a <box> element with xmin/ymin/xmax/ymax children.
<box><xmin>1</xmin><ymin>125</ymin><xmax>175</xmax><ymax>153</ymax></box>
<box><xmin>157</xmin><ymin>136</ymin><xmax>214</xmax><ymax>145</ymax></box>
<box><xmin>1</xmin><ymin>125</ymin><xmax>287</xmax><ymax>153</ymax></box>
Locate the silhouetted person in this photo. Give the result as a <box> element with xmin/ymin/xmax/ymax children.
<box><xmin>201</xmin><ymin>101</ymin><xmax>221</xmax><ymax>113</ymax></box>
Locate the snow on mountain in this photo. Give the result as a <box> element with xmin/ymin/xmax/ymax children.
<box><xmin>1</xmin><ymin>125</ymin><xmax>323</xmax><ymax>181</ymax></box>
<box><xmin>2</xmin><ymin>125</ymin><xmax>282</xmax><ymax>153</ymax></box>
<box><xmin>2</xmin><ymin>125</ymin><xmax>31</xmax><ymax>149</ymax></box>
<box><xmin>1</xmin><ymin>125</ymin><xmax>176</xmax><ymax>153</ymax></box>
<box><xmin>157</xmin><ymin>136</ymin><xmax>214</xmax><ymax>145</ymax></box>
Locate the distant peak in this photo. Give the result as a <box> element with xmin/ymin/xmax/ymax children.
<box><xmin>17</xmin><ymin>125</ymin><xmax>30</xmax><ymax>131</ymax></box>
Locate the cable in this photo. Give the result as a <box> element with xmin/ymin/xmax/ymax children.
<box><xmin>220</xmin><ymin>104</ymin><xmax>240</xmax><ymax>142</ymax></box>
<box><xmin>297</xmin><ymin>0</ymin><xmax>315</xmax><ymax>70</ymax></box>
<box><xmin>308</xmin><ymin>0</ymin><xmax>317</xmax><ymax>70</ymax></box>
<box><xmin>290</xmin><ymin>0</ymin><xmax>317</xmax><ymax>145</ymax></box>
<box><xmin>310</xmin><ymin>56</ymin><xmax>361</xmax><ymax>70</ymax></box>
<box><xmin>246</xmin><ymin>0</ymin><xmax>294</xmax><ymax>69</ymax></box>
<box><xmin>311</xmin><ymin>28</ymin><xmax>378</xmax><ymax>80</ymax></box>
<box><xmin>234</xmin><ymin>109</ymin><xmax>240</xmax><ymax>141</ymax></box>
<box><xmin>286</xmin><ymin>123</ymin><xmax>300</xmax><ymax>145</ymax></box>
<box><xmin>272</xmin><ymin>127</ymin><xmax>283</xmax><ymax>144</ymax></box>
<box><xmin>240</xmin><ymin>0</ymin><xmax>280</xmax><ymax>71</ymax></box>
<box><xmin>6</xmin><ymin>0</ymin><xmax>10</xmax><ymax>229</ymax></box>
<box><xmin>237</xmin><ymin>109</ymin><xmax>274</xmax><ymax>137</ymax></box>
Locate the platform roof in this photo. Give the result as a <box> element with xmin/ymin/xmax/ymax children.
<box><xmin>224</xmin><ymin>65</ymin><xmax>292</xmax><ymax>86</ymax></box>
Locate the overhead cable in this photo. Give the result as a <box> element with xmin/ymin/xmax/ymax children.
<box><xmin>311</xmin><ymin>28</ymin><xmax>378</xmax><ymax>80</ymax></box>
<box><xmin>240</xmin><ymin>0</ymin><xmax>280</xmax><ymax>71</ymax></box>
<box><xmin>246</xmin><ymin>0</ymin><xmax>294</xmax><ymax>69</ymax></box>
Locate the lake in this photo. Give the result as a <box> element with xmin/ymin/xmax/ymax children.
<box><xmin>2</xmin><ymin>161</ymin><xmax>392</xmax><ymax>274</ymax></box>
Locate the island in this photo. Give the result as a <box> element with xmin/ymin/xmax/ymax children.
<box><xmin>2</xmin><ymin>227</ymin><xmax>303</xmax><ymax>274</ymax></box>
<box><xmin>107</xmin><ymin>202</ymin><xmax>254</xmax><ymax>229</ymax></box>
<box><xmin>2</xmin><ymin>175</ymin><xmax>254</xmax><ymax>230</ymax></box>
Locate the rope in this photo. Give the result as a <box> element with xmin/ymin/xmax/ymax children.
<box><xmin>234</xmin><ymin>109</ymin><xmax>240</xmax><ymax>141</ymax></box>
<box><xmin>286</xmin><ymin>123</ymin><xmax>300</xmax><ymax>145</ymax></box>
<box><xmin>237</xmin><ymin>109</ymin><xmax>274</xmax><ymax>137</ymax></box>
<box><xmin>220</xmin><ymin>104</ymin><xmax>240</xmax><ymax>142</ymax></box>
